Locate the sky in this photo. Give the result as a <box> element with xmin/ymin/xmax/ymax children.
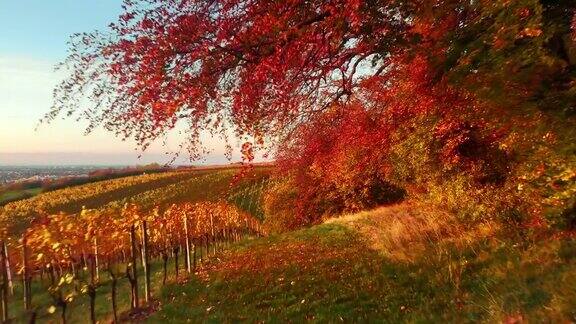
<box><xmin>0</xmin><ymin>1</ymin><xmax>245</xmax><ymax>166</ymax></box>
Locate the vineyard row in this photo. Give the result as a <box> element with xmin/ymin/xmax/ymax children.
<box><xmin>0</xmin><ymin>201</ymin><xmax>263</xmax><ymax>323</ymax></box>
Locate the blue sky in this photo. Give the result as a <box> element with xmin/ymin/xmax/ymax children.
<box><xmin>0</xmin><ymin>1</ymin><xmax>122</xmax><ymax>60</ymax></box>
<box><xmin>0</xmin><ymin>1</ymin><xmax>242</xmax><ymax>165</ymax></box>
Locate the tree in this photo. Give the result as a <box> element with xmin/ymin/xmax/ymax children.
<box><xmin>49</xmin><ymin>0</ymin><xmax>576</xmax><ymax>227</ymax></box>
<box><xmin>47</xmin><ymin>0</ymin><xmax>421</xmax><ymax>157</ymax></box>
<box><xmin>49</xmin><ymin>0</ymin><xmax>575</xmax><ymax>158</ymax></box>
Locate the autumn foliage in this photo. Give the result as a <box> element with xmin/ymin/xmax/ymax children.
<box><xmin>16</xmin><ymin>202</ymin><xmax>260</xmax><ymax>273</ymax></box>
<box><xmin>50</xmin><ymin>0</ymin><xmax>576</xmax><ymax>230</ymax></box>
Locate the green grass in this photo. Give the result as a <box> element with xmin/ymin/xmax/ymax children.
<box><xmin>148</xmin><ymin>220</ymin><xmax>576</xmax><ymax>322</ymax></box>
<box><xmin>0</xmin><ymin>188</ymin><xmax>43</xmax><ymax>205</ymax></box>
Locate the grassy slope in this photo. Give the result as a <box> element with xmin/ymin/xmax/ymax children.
<box><xmin>150</xmin><ymin>203</ymin><xmax>576</xmax><ymax>323</ymax></box>
<box><xmin>4</xmin><ymin>170</ymin><xmax>574</xmax><ymax>322</ymax></box>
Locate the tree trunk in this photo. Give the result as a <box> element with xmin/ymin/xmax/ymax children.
<box><xmin>48</xmin><ymin>264</ymin><xmax>55</xmax><ymax>286</ymax></box>
<box><xmin>81</xmin><ymin>252</ymin><xmax>87</xmax><ymax>270</ymax></box>
<box><xmin>70</xmin><ymin>259</ymin><xmax>78</xmax><ymax>278</ymax></box>
<box><xmin>197</xmin><ymin>239</ymin><xmax>203</xmax><ymax>264</ymax></box>
<box><xmin>54</xmin><ymin>292</ymin><xmax>67</xmax><ymax>324</ymax></box>
<box><xmin>126</xmin><ymin>267</ymin><xmax>137</xmax><ymax>312</ymax></box>
<box><xmin>56</xmin><ymin>262</ymin><xmax>63</xmax><ymax>280</ymax></box>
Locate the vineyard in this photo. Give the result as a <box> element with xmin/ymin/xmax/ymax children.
<box><xmin>0</xmin><ymin>168</ymin><xmax>271</xmax><ymax>233</ymax></box>
<box><xmin>0</xmin><ymin>171</ymin><xmax>190</xmax><ymax>233</ymax></box>
<box><xmin>0</xmin><ymin>167</ymin><xmax>272</xmax><ymax>322</ymax></box>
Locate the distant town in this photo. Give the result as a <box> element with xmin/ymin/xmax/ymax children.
<box><xmin>0</xmin><ymin>165</ymin><xmax>107</xmax><ymax>185</ymax></box>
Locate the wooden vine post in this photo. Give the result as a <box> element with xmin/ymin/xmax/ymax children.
<box><xmin>203</xmin><ymin>236</ymin><xmax>208</xmax><ymax>261</ymax></box>
<box><xmin>245</xmin><ymin>218</ymin><xmax>249</xmax><ymax>239</ymax></box>
<box><xmin>128</xmin><ymin>225</ymin><xmax>139</xmax><ymax>309</ymax></box>
<box><xmin>108</xmin><ymin>268</ymin><xmax>118</xmax><ymax>323</ymax></box>
<box><xmin>87</xmin><ymin>254</ymin><xmax>97</xmax><ymax>324</ymax></box>
<box><xmin>0</xmin><ymin>241</ymin><xmax>9</xmax><ymax>322</ymax></box>
<box><xmin>141</xmin><ymin>221</ymin><xmax>151</xmax><ymax>303</ymax></box>
<box><xmin>173</xmin><ymin>245</ymin><xmax>180</xmax><ymax>279</ymax></box>
<box><xmin>22</xmin><ymin>234</ymin><xmax>31</xmax><ymax>310</ymax></box>
<box><xmin>162</xmin><ymin>241</ymin><xmax>169</xmax><ymax>285</ymax></box>
<box><xmin>2</xmin><ymin>242</ymin><xmax>13</xmax><ymax>296</ymax></box>
<box><xmin>210</xmin><ymin>212</ymin><xmax>216</xmax><ymax>255</ymax></box>
<box><xmin>93</xmin><ymin>237</ymin><xmax>100</xmax><ymax>282</ymax></box>
<box><xmin>184</xmin><ymin>215</ymin><xmax>192</xmax><ymax>273</ymax></box>
<box><xmin>192</xmin><ymin>239</ymin><xmax>197</xmax><ymax>270</ymax></box>
<box><xmin>197</xmin><ymin>238</ymin><xmax>203</xmax><ymax>266</ymax></box>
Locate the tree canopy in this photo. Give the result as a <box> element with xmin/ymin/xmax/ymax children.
<box><xmin>50</xmin><ymin>0</ymin><xmax>576</xmax><ymax>227</ymax></box>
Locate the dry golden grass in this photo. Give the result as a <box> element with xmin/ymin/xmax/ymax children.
<box><xmin>327</xmin><ymin>201</ymin><xmax>500</xmax><ymax>262</ymax></box>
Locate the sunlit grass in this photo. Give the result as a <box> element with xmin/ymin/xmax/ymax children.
<box><xmin>150</xmin><ymin>205</ymin><xmax>576</xmax><ymax>322</ymax></box>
